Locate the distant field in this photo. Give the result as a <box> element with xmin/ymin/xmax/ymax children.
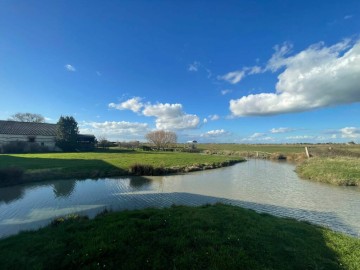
<box><xmin>197</xmin><ymin>144</ymin><xmax>308</xmax><ymax>153</ymax></box>
<box><xmin>197</xmin><ymin>143</ymin><xmax>360</xmax><ymax>155</ymax></box>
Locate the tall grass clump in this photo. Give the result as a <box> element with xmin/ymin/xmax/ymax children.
<box><xmin>296</xmin><ymin>157</ymin><xmax>360</xmax><ymax>186</ymax></box>
<box><xmin>129</xmin><ymin>163</ymin><xmax>166</xmax><ymax>175</ymax></box>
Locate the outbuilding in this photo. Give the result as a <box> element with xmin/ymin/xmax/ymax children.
<box><xmin>0</xmin><ymin>120</ymin><xmax>95</xmax><ymax>153</ymax></box>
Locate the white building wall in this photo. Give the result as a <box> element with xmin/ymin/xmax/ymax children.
<box><xmin>0</xmin><ymin>134</ymin><xmax>56</xmax><ymax>150</ymax></box>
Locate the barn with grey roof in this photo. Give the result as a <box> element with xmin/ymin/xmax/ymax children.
<box><xmin>0</xmin><ymin>120</ymin><xmax>95</xmax><ymax>153</ymax></box>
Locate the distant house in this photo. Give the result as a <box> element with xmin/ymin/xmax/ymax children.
<box><xmin>0</xmin><ymin>120</ymin><xmax>95</xmax><ymax>153</ymax></box>
<box><xmin>186</xmin><ymin>140</ymin><xmax>198</xmax><ymax>149</ymax></box>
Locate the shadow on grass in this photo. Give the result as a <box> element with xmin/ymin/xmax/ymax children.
<box><xmin>0</xmin><ymin>192</ymin><xmax>355</xmax><ymax>269</ymax></box>
<box><xmin>0</xmin><ymin>154</ymin><xmax>128</xmax><ymax>187</ymax></box>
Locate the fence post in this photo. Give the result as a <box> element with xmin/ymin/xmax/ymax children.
<box><xmin>305</xmin><ymin>147</ymin><xmax>310</xmax><ymax>158</ymax></box>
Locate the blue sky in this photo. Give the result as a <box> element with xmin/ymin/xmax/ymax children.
<box><xmin>0</xmin><ymin>0</ymin><xmax>359</xmax><ymax>143</ymax></box>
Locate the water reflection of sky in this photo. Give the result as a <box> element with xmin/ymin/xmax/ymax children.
<box><xmin>0</xmin><ymin>160</ymin><xmax>359</xmax><ymax>238</ymax></box>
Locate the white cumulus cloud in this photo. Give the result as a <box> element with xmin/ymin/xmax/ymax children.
<box><xmin>109</xmin><ymin>98</ymin><xmax>201</xmax><ymax>130</ymax></box>
<box><xmin>65</xmin><ymin>64</ymin><xmax>76</xmax><ymax>72</ymax></box>
<box><xmin>143</xmin><ymin>103</ymin><xmax>200</xmax><ymax>130</ymax></box>
<box><xmin>230</xmin><ymin>39</ymin><xmax>360</xmax><ymax>116</ymax></box>
<box><xmin>109</xmin><ymin>97</ymin><xmax>144</xmax><ymax>113</ymax></box>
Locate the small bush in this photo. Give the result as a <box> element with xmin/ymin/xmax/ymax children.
<box><xmin>2</xmin><ymin>141</ymin><xmax>27</xmax><ymax>153</ymax></box>
<box><xmin>129</xmin><ymin>163</ymin><xmax>155</xmax><ymax>175</ymax></box>
<box><xmin>50</xmin><ymin>214</ymin><xmax>88</xmax><ymax>227</ymax></box>
<box><xmin>129</xmin><ymin>163</ymin><xmax>166</xmax><ymax>175</ymax></box>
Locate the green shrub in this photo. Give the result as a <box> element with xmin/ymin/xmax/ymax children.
<box><xmin>129</xmin><ymin>163</ymin><xmax>166</xmax><ymax>175</ymax></box>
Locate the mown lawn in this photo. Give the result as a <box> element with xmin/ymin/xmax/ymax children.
<box><xmin>296</xmin><ymin>157</ymin><xmax>360</xmax><ymax>186</ymax></box>
<box><xmin>0</xmin><ymin>204</ymin><xmax>358</xmax><ymax>270</ymax></box>
<box><xmin>0</xmin><ymin>149</ymin><xmax>244</xmax><ymax>185</ymax></box>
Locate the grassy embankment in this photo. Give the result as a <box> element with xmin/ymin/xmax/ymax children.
<box><xmin>0</xmin><ymin>149</ymin><xmax>244</xmax><ymax>186</ymax></box>
<box><xmin>0</xmin><ymin>204</ymin><xmax>358</xmax><ymax>270</ymax></box>
<box><xmin>296</xmin><ymin>157</ymin><xmax>360</xmax><ymax>186</ymax></box>
<box><xmin>199</xmin><ymin>144</ymin><xmax>360</xmax><ymax>186</ymax></box>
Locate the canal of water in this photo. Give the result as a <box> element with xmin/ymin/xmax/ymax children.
<box><xmin>0</xmin><ymin>159</ymin><xmax>359</xmax><ymax>238</ymax></box>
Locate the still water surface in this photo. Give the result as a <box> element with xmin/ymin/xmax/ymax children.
<box><xmin>0</xmin><ymin>159</ymin><xmax>359</xmax><ymax>238</ymax></box>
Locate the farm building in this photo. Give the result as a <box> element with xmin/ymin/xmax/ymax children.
<box><xmin>0</xmin><ymin>120</ymin><xmax>95</xmax><ymax>153</ymax></box>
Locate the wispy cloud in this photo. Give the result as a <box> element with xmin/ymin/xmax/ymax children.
<box><xmin>65</xmin><ymin>64</ymin><xmax>76</xmax><ymax>72</ymax></box>
<box><xmin>218</xmin><ymin>70</ymin><xmax>245</xmax><ymax>84</ymax></box>
<box><xmin>218</xmin><ymin>65</ymin><xmax>265</xmax><ymax>85</ymax></box>
<box><xmin>79</xmin><ymin>121</ymin><xmax>149</xmax><ymax>141</ymax></box>
<box><xmin>340</xmin><ymin>127</ymin><xmax>360</xmax><ymax>138</ymax></box>
<box><xmin>249</xmin><ymin>132</ymin><xmax>265</xmax><ymax>139</ymax></box>
<box><xmin>270</xmin><ymin>127</ymin><xmax>295</xmax><ymax>134</ymax></box>
<box><xmin>96</xmin><ymin>71</ymin><xmax>102</xmax><ymax>76</ymax></box>
<box><xmin>286</xmin><ymin>135</ymin><xmax>313</xmax><ymax>140</ymax></box>
<box><xmin>209</xmin><ymin>114</ymin><xmax>220</xmax><ymax>121</ymax></box>
<box><xmin>344</xmin><ymin>15</ymin><xmax>353</xmax><ymax>20</ymax></box>
<box><xmin>188</xmin><ymin>61</ymin><xmax>200</xmax><ymax>72</ymax></box>
<box><xmin>221</xmin><ymin>89</ymin><xmax>232</xmax><ymax>95</ymax></box>
<box><xmin>201</xmin><ymin>129</ymin><xmax>227</xmax><ymax>137</ymax></box>
<box><xmin>188</xmin><ymin>61</ymin><xmax>213</xmax><ymax>78</ymax></box>
<box><xmin>241</xmin><ymin>133</ymin><xmax>273</xmax><ymax>142</ymax></box>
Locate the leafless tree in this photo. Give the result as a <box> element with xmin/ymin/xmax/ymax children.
<box><xmin>97</xmin><ymin>136</ymin><xmax>110</xmax><ymax>149</ymax></box>
<box><xmin>145</xmin><ymin>130</ymin><xmax>177</xmax><ymax>150</ymax></box>
<box><xmin>8</xmin><ymin>113</ymin><xmax>45</xmax><ymax>123</ymax></box>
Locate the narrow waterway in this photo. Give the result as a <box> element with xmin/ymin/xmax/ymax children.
<box><xmin>0</xmin><ymin>159</ymin><xmax>359</xmax><ymax>238</ymax></box>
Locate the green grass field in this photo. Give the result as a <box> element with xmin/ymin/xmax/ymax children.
<box><xmin>296</xmin><ymin>157</ymin><xmax>360</xmax><ymax>186</ymax></box>
<box><xmin>0</xmin><ymin>204</ymin><xmax>358</xmax><ymax>270</ymax></box>
<box><xmin>0</xmin><ymin>149</ymin><xmax>244</xmax><ymax>186</ymax></box>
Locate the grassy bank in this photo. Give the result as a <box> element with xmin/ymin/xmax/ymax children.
<box><xmin>296</xmin><ymin>157</ymin><xmax>360</xmax><ymax>186</ymax></box>
<box><xmin>0</xmin><ymin>204</ymin><xmax>358</xmax><ymax>269</ymax></box>
<box><xmin>0</xmin><ymin>149</ymin><xmax>244</xmax><ymax>186</ymax></box>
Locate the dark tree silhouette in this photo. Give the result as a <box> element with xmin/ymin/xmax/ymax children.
<box><xmin>55</xmin><ymin>116</ymin><xmax>79</xmax><ymax>151</ymax></box>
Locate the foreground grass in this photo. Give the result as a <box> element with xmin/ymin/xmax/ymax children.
<box><xmin>296</xmin><ymin>157</ymin><xmax>360</xmax><ymax>186</ymax></box>
<box><xmin>0</xmin><ymin>149</ymin><xmax>244</xmax><ymax>186</ymax></box>
<box><xmin>0</xmin><ymin>204</ymin><xmax>358</xmax><ymax>270</ymax></box>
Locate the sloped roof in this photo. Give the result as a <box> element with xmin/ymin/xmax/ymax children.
<box><xmin>0</xmin><ymin>120</ymin><xmax>58</xmax><ymax>136</ymax></box>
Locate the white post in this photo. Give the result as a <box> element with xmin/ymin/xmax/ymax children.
<box><xmin>305</xmin><ymin>147</ymin><xmax>310</xmax><ymax>158</ymax></box>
